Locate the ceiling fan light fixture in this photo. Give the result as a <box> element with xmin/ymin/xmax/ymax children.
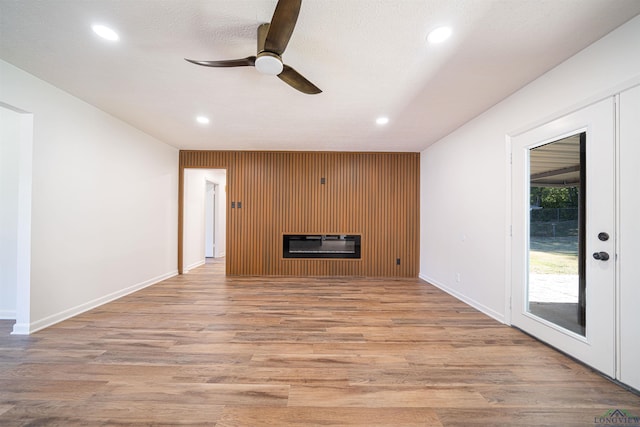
<box><xmin>255</xmin><ymin>53</ymin><xmax>284</xmax><ymax>75</ymax></box>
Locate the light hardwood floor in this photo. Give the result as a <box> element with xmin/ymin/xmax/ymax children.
<box><xmin>1</xmin><ymin>259</ymin><xmax>639</xmax><ymax>426</ymax></box>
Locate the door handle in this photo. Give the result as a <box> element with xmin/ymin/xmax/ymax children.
<box><xmin>592</xmin><ymin>251</ymin><xmax>610</xmax><ymax>261</ymax></box>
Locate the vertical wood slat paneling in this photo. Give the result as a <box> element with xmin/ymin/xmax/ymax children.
<box><xmin>179</xmin><ymin>151</ymin><xmax>419</xmax><ymax>277</ymax></box>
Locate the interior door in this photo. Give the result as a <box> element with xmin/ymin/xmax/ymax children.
<box><xmin>511</xmin><ymin>97</ymin><xmax>615</xmax><ymax>376</ymax></box>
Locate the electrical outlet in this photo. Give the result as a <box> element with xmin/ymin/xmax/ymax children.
<box><xmin>456</xmin><ymin>273</ymin><xmax>461</xmax><ymax>282</ymax></box>
<box><xmin>396</xmin><ymin>258</ymin><xmax>401</xmax><ymax>265</ymax></box>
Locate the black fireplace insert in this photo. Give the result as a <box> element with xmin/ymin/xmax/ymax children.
<box><xmin>283</xmin><ymin>234</ymin><xmax>361</xmax><ymax>259</ymax></box>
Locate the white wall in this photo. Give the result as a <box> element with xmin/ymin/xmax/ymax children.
<box><xmin>0</xmin><ymin>106</ymin><xmax>21</xmax><ymax>318</ymax></box>
<box><xmin>183</xmin><ymin>169</ymin><xmax>226</xmax><ymax>272</ymax></box>
<box><xmin>420</xmin><ymin>15</ymin><xmax>640</xmax><ymax>322</ymax></box>
<box><xmin>0</xmin><ymin>59</ymin><xmax>179</xmax><ymax>333</ymax></box>
<box><xmin>213</xmin><ymin>173</ymin><xmax>227</xmax><ymax>258</ymax></box>
<box><xmin>205</xmin><ymin>182</ymin><xmax>215</xmax><ymax>258</ymax></box>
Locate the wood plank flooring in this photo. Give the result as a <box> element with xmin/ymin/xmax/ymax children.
<box><xmin>1</xmin><ymin>259</ymin><xmax>639</xmax><ymax>426</ymax></box>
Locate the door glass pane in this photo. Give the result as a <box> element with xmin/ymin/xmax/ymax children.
<box><xmin>528</xmin><ymin>133</ymin><xmax>585</xmax><ymax>336</ymax></box>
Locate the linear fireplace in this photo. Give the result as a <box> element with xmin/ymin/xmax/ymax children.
<box><xmin>283</xmin><ymin>234</ymin><xmax>361</xmax><ymax>259</ymax></box>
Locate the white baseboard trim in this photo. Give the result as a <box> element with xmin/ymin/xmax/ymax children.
<box><xmin>12</xmin><ymin>322</ymin><xmax>29</xmax><ymax>335</ymax></box>
<box><xmin>15</xmin><ymin>270</ymin><xmax>178</xmax><ymax>335</ymax></box>
<box><xmin>184</xmin><ymin>259</ymin><xmax>206</xmax><ymax>273</ymax></box>
<box><xmin>419</xmin><ymin>273</ymin><xmax>506</xmax><ymax>324</ymax></box>
<box><xmin>0</xmin><ymin>309</ymin><xmax>16</xmax><ymax>320</ymax></box>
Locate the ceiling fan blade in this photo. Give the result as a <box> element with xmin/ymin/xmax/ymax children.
<box><xmin>278</xmin><ymin>65</ymin><xmax>322</xmax><ymax>94</ymax></box>
<box><xmin>264</xmin><ymin>0</ymin><xmax>301</xmax><ymax>55</ymax></box>
<box><xmin>184</xmin><ymin>56</ymin><xmax>256</xmax><ymax>67</ymax></box>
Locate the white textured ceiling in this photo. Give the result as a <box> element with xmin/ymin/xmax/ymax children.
<box><xmin>2</xmin><ymin>0</ymin><xmax>640</xmax><ymax>152</ymax></box>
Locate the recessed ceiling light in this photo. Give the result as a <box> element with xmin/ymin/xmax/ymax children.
<box><xmin>376</xmin><ymin>116</ymin><xmax>389</xmax><ymax>126</ymax></box>
<box><xmin>196</xmin><ymin>116</ymin><xmax>210</xmax><ymax>125</ymax></box>
<box><xmin>92</xmin><ymin>24</ymin><xmax>119</xmax><ymax>41</ymax></box>
<box><xmin>427</xmin><ymin>26</ymin><xmax>452</xmax><ymax>44</ymax></box>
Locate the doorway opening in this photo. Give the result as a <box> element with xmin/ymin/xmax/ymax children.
<box><xmin>182</xmin><ymin>169</ymin><xmax>226</xmax><ymax>274</ymax></box>
<box><xmin>0</xmin><ymin>103</ymin><xmax>34</xmax><ymax>335</ymax></box>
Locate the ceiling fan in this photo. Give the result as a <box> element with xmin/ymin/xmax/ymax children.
<box><xmin>185</xmin><ymin>0</ymin><xmax>321</xmax><ymax>95</ymax></box>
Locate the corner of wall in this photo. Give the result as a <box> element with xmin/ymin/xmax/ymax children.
<box><xmin>419</xmin><ymin>273</ymin><xmax>506</xmax><ymax>324</ymax></box>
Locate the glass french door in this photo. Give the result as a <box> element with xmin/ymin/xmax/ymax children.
<box><xmin>511</xmin><ymin>98</ymin><xmax>616</xmax><ymax>376</ymax></box>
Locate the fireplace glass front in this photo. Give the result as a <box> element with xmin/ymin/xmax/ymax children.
<box><xmin>283</xmin><ymin>234</ymin><xmax>361</xmax><ymax>259</ymax></box>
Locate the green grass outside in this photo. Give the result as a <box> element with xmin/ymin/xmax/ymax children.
<box><xmin>530</xmin><ymin>236</ymin><xmax>578</xmax><ymax>275</ymax></box>
<box><xmin>530</xmin><ymin>251</ymin><xmax>578</xmax><ymax>274</ymax></box>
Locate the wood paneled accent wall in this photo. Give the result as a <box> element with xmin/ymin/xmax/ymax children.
<box><xmin>179</xmin><ymin>151</ymin><xmax>420</xmax><ymax>276</ymax></box>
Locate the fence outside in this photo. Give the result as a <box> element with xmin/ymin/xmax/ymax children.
<box><xmin>530</xmin><ymin>208</ymin><xmax>579</xmax><ymax>237</ymax></box>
